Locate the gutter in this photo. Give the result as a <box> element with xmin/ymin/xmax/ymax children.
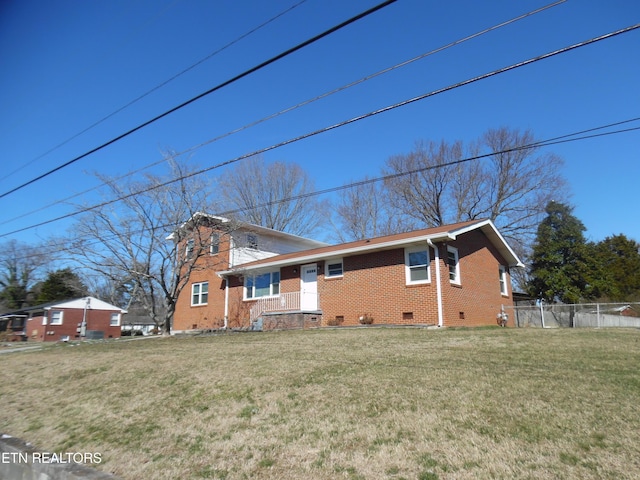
<box><xmin>427</xmin><ymin>239</ymin><xmax>444</xmax><ymax>328</ymax></box>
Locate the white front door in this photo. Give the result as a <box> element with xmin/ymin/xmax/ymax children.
<box><xmin>300</xmin><ymin>264</ymin><xmax>318</xmax><ymax>311</ymax></box>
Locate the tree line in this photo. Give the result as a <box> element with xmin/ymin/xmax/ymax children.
<box><xmin>1</xmin><ymin>127</ymin><xmax>638</xmax><ymax>332</ymax></box>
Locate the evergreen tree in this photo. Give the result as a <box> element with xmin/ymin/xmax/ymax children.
<box><xmin>36</xmin><ymin>268</ymin><xmax>88</xmax><ymax>304</ymax></box>
<box><xmin>593</xmin><ymin>234</ymin><xmax>640</xmax><ymax>301</ymax></box>
<box><xmin>527</xmin><ymin>202</ymin><xmax>592</xmax><ymax>303</ymax></box>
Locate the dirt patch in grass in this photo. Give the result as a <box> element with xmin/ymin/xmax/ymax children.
<box><xmin>1</xmin><ymin>328</ymin><xmax>639</xmax><ymax>479</ymax></box>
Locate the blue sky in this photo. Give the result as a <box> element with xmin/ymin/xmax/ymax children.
<box><xmin>0</xmin><ymin>0</ymin><xmax>638</xmax><ymax>247</ymax></box>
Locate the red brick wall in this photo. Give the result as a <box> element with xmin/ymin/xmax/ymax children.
<box><xmin>439</xmin><ymin>230</ymin><xmax>514</xmax><ymax>327</ymax></box>
<box><xmin>178</xmin><ymin>228</ymin><xmax>515</xmax><ymax>330</ymax></box>
<box><xmin>172</xmin><ymin>227</ymin><xmax>232</xmax><ymax>331</ymax></box>
<box><xmin>318</xmin><ymin>248</ymin><xmax>440</xmax><ymax>327</ymax></box>
<box><xmin>25</xmin><ymin>309</ymin><xmax>122</xmax><ymax>342</ymax></box>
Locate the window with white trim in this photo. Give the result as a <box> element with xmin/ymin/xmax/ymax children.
<box><xmin>50</xmin><ymin>310</ymin><xmax>64</xmax><ymax>325</ymax></box>
<box><xmin>245</xmin><ymin>271</ymin><xmax>280</xmax><ymax>299</ymax></box>
<box><xmin>210</xmin><ymin>233</ymin><xmax>220</xmax><ymax>254</ymax></box>
<box><xmin>110</xmin><ymin>313</ymin><xmax>121</xmax><ymax>327</ymax></box>
<box><xmin>191</xmin><ymin>282</ymin><xmax>209</xmax><ymax>306</ymax></box>
<box><xmin>405</xmin><ymin>247</ymin><xmax>430</xmax><ymax>284</ymax></box>
<box><xmin>325</xmin><ymin>259</ymin><xmax>343</xmax><ymax>278</ymax></box>
<box><xmin>447</xmin><ymin>246</ymin><xmax>460</xmax><ymax>284</ymax></box>
<box><xmin>499</xmin><ymin>265</ymin><xmax>509</xmax><ymax>296</ymax></box>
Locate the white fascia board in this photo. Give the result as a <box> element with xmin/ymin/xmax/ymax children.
<box><xmin>166</xmin><ymin>213</ymin><xmax>231</xmax><ymax>241</ymax></box>
<box><xmin>218</xmin><ymin>232</ymin><xmax>456</xmax><ymax>276</ymax></box>
<box><xmin>451</xmin><ymin>219</ymin><xmax>524</xmax><ymax>268</ymax></box>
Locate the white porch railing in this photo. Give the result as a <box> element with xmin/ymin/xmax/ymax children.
<box><xmin>249</xmin><ymin>292</ymin><xmax>302</xmax><ymax>321</ymax></box>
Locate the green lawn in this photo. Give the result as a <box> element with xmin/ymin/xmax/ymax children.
<box><xmin>1</xmin><ymin>327</ymin><xmax>639</xmax><ymax>479</ymax></box>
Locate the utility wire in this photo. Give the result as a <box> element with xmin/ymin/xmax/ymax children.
<box><xmin>1</xmin><ymin>23</ymin><xmax>638</xmax><ymax>238</ymax></box>
<box><xmin>0</xmin><ymin>0</ymin><xmax>308</xmax><ymax>184</ymax></box>
<box><xmin>6</xmin><ymin>118</ymin><xmax>640</xmax><ymax>262</ymax></box>
<box><xmin>0</xmin><ymin>0</ymin><xmax>566</xmax><ymax>228</ymax></box>
<box><xmin>0</xmin><ymin>0</ymin><xmax>397</xmax><ymax>200</ymax></box>
<box><xmin>1</xmin><ymin>17</ymin><xmax>637</xmax><ymax>239</ymax></box>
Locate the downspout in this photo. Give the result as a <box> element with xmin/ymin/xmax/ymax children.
<box><xmin>223</xmin><ymin>277</ymin><xmax>229</xmax><ymax>330</ymax></box>
<box><xmin>427</xmin><ymin>239</ymin><xmax>444</xmax><ymax>328</ymax></box>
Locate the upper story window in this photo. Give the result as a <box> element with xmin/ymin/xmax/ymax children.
<box><xmin>245</xmin><ymin>271</ymin><xmax>280</xmax><ymax>299</ymax></box>
<box><xmin>210</xmin><ymin>233</ymin><xmax>220</xmax><ymax>254</ymax></box>
<box><xmin>499</xmin><ymin>265</ymin><xmax>509</xmax><ymax>296</ymax></box>
<box><xmin>246</xmin><ymin>234</ymin><xmax>258</xmax><ymax>250</ymax></box>
<box><xmin>325</xmin><ymin>259</ymin><xmax>343</xmax><ymax>278</ymax></box>
<box><xmin>191</xmin><ymin>282</ymin><xmax>209</xmax><ymax>306</ymax></box>
<box><xmin>405</xmin><ymin>246</ymin><xmax>430</xmax><ymax>284</ymax></box>
<box><xmin>447</xmin><ymin>246</ymin><xmax>460</xmax><ymax>284</ymax></box>
<box><xmin>185</xmin><ymin>238</ymin><xmax>195</xmax><ymax>259</ymax></box>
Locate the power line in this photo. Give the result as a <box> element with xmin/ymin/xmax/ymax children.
<box><xmin>1</xmin><ymin>23</ymin><xmax>638</xmax><ymax>239</ymax></box>
<box><xmin>0</xmin><ymin>0</ymin><xmax>566</xmax><ymax>229</ymax></box>
<box><xmin>0</xmin><ymin>0</ymin><xmax>397</xmax><ymax>200</ymax></box>
<box><xmin>5</xmin><ymin>117</ymin><xmax>639</xmax><ymax>263</ymax></box>
<box><xmin>0</xmin><ymin>0</ymin><xmax>309</xmax><ymax>184</ymax></box>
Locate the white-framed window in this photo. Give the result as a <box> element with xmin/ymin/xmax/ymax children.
<box><xmin>110</xmin><ymin>313</ymin><xmax>121</xmax><ymax>327</ymax></box>
<box><xmin>499</xmin><ymin>265</ymin><xmax>509</xmax><ymax>296</ymax></box>
<box><xmin>191</xmin><ymin>282</ymin><xmax>209</xmax><ymax>306</ymax></box>
<box><xmin>447</xmin><ymin>246</ymin><xmax>460</xmax><ymax>284</ymax></box>
<box><xmin>50</xmin><ymin>310</ymin><xmax>64</xmax><ymax>325</ymax></box>
<box><xmin>210</xmin><ymin>233</ymin><xmax>220</xmax><ymax>254</ymax></box>
<box><xmin>245</xmin><ymin>271</ymin><xmax>280</xmax><ymax>299</ymax></box>
<box><xmin>405</xmin><ymin>246</ymin><xmax>430</xmax><ymax>284</ymax></box>
<box><xmin>325</xmin><ymin>259</ymin><xmax>343</xmax><ymax>278</ymax></box>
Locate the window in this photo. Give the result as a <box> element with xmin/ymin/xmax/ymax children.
<box><xmin>110</xmin><ymin>313</ymin><xmax>121</xmax><ymax>327</ymax></box>
<box><xmin>246</xmin><ymin>234</ymin><xmax>258</xmax><ymax>250</ymax></box>
<box><xmin>245</xmin><ymin>271</ymin><xmax>280</xmax><ymax>299</ymax></box>
<box><xmin>191</xmin><ymin>282</ymin><xmax>209</xmax><ymax>306</ymax></box>
<box><xmin>325</xmin><ymin>259</ymin><xmax>343</xmax><ymax>278</ymax></box>
<box><xmin>405</xmin><ymin>247</ymin><xmax>430</xmax><ymax>284</ymax></box>
<box><xmin>447</xmin><ymin>246</ymin><xmax>460</xmax><ymax>284</ymax></box>
<box><xmin>185</xmin><ymin>238</ymin><xmax>194</xmax><ymax>259</ymax></box>
<box><xmin>50</xmin><ymin>310</ymin><xmax>64</xmax><ymax>325</ymax></box>
<box><xmin>210</xmin><ymin>233</ymin><xmax>220</xmax><ymax>254</ymax></box>
<box><xmin>499</xmin><ymin>265</ymin><xmax>509</xmax><ymax>296</ymax></box>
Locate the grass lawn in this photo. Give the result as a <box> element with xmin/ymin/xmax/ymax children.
<box><xmin>1</xmin><ymin>327</ymin><xmax>639</xmax><ymax>479</ymax></box>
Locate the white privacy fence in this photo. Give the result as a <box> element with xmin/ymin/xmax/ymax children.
<box><xmin>506</xmin><ymin>302</ymin><xmax>640</xmax><ymax>328</ymax></box>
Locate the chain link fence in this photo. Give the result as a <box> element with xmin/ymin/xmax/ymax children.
<box><xmin>505</xmin><ymin>302</ymin><xmax>640</xmax><ymax>328</ymax></box>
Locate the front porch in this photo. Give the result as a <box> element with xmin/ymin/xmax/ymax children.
<box><xmin>249</xmin><ymin>291</ymin><xmax>319</xmax><ymax>320</ymax></box>
<box><xmin>249</xmin><ymin>292</ymin><xmax>321</xmax><ymax>330</ymax></box>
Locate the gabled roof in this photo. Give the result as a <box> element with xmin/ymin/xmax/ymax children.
<box><xmin>0</xmin><ymin>296</ymin><xmax>127</xmax><ymax>318</ymax></box>
<box><xmin>167</xmin><ymin>212</ymin><xmax>327</xmax><ymax>249</ymax></box>
<box><xmin>219</xmin><ymin>219</ymin><xmax>524</xmax><ymax>275</ymax></box>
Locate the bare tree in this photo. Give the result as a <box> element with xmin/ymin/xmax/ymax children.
<box><xmin>217</xmin><ymin>155</ymin><xmax>326</xmax><ymax>236</ymax></box>
<box><xmin>383</xmin><ymin>140</ymin><xmax>466</xmax><ymax>227</ymax></box>
<box><xmin>67</xmin><ymin>154</ymin><xmax>221</xmax><ymax>334</ymax></box>
<box><xmin>0</xmin><ymin>240</ymin><xmax>51</xmax><ymax>309</ymax></box>
<box><xmin>333</xmin><ymin>178</ymin><xmax>414</xmax><ymax>241</ymax></box>
<box><xmin>381</xmin><ymin>128</ymin><xmax>566</xmax><ymax>243</ymax></box>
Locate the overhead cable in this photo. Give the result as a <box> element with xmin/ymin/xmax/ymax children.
<box><xmin>0</xmin><ymin>23</ymin><xmax>638</xmax><ymax>238</ymax></box>
<box><xmin>0</xmin><ymin>0</ymin><xmax>397</xmax><ymax>200</ymax></box>
<box><xmin>0</xmin><ymin>0</ymin><xmax>566</xmax><ymax>228</ymax></box>
<box><xmin>0</xmin><ymin>0</ymin><xmax>309</xmax><ymax>183</ymax></box>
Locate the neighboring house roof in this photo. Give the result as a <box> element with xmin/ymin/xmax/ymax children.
<box><xmin>0</xmin><ymin>296</ymin><xmax>127</xmax><ymax>318</ymax></box>
<box><xmin>167</xmin><ymin>212</ymin><xmax>328</xmax><ymax>249</ymax></box>
<box><xmin>219</xmin><ymin>219</ymin><xmax>524</xmax><ymax>275</ymax></box>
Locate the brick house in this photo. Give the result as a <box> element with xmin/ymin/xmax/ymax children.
<box><xmin>173</xmin><ymin>218</ymin><xmax>523</xmax><ymax>331</ymax></box>
<box><xmin>0</xmin><ymin>297</ymin><xmax>126</xmax><ymax>342</ymax></box>
<box><xmin>171</xmin><ymin>214</ymin><xmax>328</xmax><ymax>332</ymax></box>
